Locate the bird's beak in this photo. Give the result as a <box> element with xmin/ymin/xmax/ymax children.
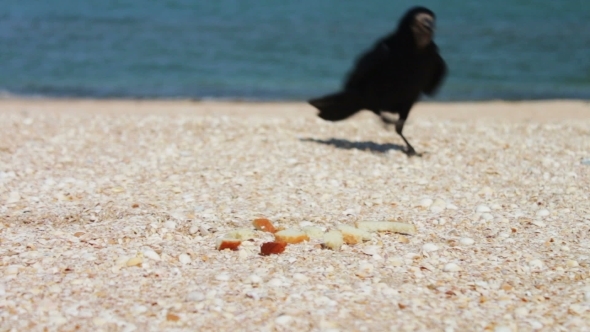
<box><xmin>422</xmin><ymin>19</ymin><xmax>434</xmax><ymax>33</ymax></box>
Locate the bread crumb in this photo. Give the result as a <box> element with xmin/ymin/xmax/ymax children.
<box><xmin>252</xmin><ymin>218</ymin><xmax>277</xmax><ymax>233</ymax></box>
<box><xmin>216</xmin><ymin>238</ymin><xmax>242</xmax><ymax>251</ymax></box>
<box><xmin>337</xmin><ymin>224</ymin><xmax>372</xmax><ymax>244</ymax></box>
<box><xmin>274</xmin><ymin>229</ymin><xmax>310</xmax><ymax>244</ymax></box>
<box><xmin>323</xmin><ymin>230</ymin><xmax>344</xmax><ymax>250</ymax></box>
<box><xmin>355</xmin><ymin>221</ymin><xmax>416</xmax><ymax>235</ymax></box>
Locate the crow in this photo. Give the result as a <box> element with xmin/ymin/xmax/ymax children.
<box><xmin>308</xmin><ymin>6</ymin><xmax>447</xmax><ymax>156</ymax></box>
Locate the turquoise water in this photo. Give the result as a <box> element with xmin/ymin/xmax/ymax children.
<box><xmin>1</xmin><ymin>0</ymin><xmax>589</xmax><ymax>101</ymax></box>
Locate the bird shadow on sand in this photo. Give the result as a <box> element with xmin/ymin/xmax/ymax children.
<box><xmin>299</xmin><ymin>137</ymin><xmax>407</xmax><ymax>154</ymax></box>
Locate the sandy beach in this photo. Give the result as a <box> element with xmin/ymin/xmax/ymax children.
<box><xmin>1</xmin><ymin>98</ymin><xmax>589</xmax><ymax>331</ymax></box>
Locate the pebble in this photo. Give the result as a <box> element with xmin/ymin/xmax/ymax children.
<box><xmin>93</xmin><ymin>317</ymin><xmax>107</xmax><ymax>327</ymax></box>
<box><xmin>372</xmin><ymin>253</ymin><xmax>383</xmax><ymax>261</ymax></box>
<box><xmin>48</xmin><ymin>313</ymin><xmax>67</xmax><ymax>326</ymax></box>
<box><xmin>514</xmin><ymin>307</ymin><xmax>528</xmax><ymax>317</ymax></box>
<box><xmin>430</xmin><ymin>199</ymin><xmax>447</xmax><ymax>213</ymax></box>
<box><xmin>126</xmin><ymin>256</ymin><xmax>143</xmax><ymax>267</ymax></box>
<box><xmin>49</xmin><ymin>285</ymin><xmax>62</xmax><ymax>293</ymax></box>
<box><xmin>430</xmin><ymin>205</ymin><xmax>445</xmax><ymax>213</ymax></box>
<box><xmin>5</xmin><ymin>265</ymin><xmax>21</xmax><ymax>275</ymax></box>
<box><xmin>419</xmin><ymin>198</ymin><xmax>433</xmax><ymax>208</ymax></box>
<box><xmin>186</xmin><ymin>291</ymin><xmax>205</xmax><ymax>302</ymax></box>
<box><xmin>446</xmin><ymin>203</ymin><xmax>458</xmax><ymax>210</ymax></box>
<box><xmin>275</xmin><ymin>315</ymin><xmax>293</xmax><ymax>326</ymax></box>
<box><xmin>536</xmin><ymin>209</ymin><xmax>550</xmax><ymax>217</ymax></box>
<box><xmin>238</xmin><ymin>249</ymin><xmax>249</xmax><ymax>260</ymax></box>
<box><xmin>142</xmin><ymin>249</ymin><xmax>161</xmax><ymax>261</ymax></box>
<box><xmin>293</xmin><ymin>273</ymin><xmax>309</xmax><ymax>282</ymax></box>
<box><xmin>188</xmin><ymin>225</ymin><xmax>199</xmax><ymax>235</ymax></box>
<box><xmin>163</xmin><ymin>221</ymin><xmax>176</xmax><ymax>230</ymax></box>
<box><xmin>388</xmin><ymin>256</ymin><xmax>403</xmax><ymax>267</ymax></box>
<box><xmin>200</xmin><ymin>225</ymin><xmax>211</xmax><ymax>235</ymax></box>
<box><xmin>422</xmin><ymin>243</ymin><xmax>439</xmax><ymax>253</ymax></box>
<box><xmin>494</xmin><ymin>326</ymin><xmax>511</xmax><ymax>332</ymax></box>
<box><xmin>479</xmin><ymin>186</ymin><xmax>494</xmax><ymax>194</ymax></box>
<box><xmin>459</xmin><ymin>238</ymin><xmax>475</xmax><ymax>246</ymax></box>
<box><xmin>248</xmin><ymin>274</ymin><xmax>263</xmax><ymax>284</ymax></box>
<box><xmin>215</xmin><ymin>273</ymin><xmax>230</xmax><ymax>281</ymax></box>
<box><xmin>206</xmin><ymin>290</ymin><xmax>217</xmax><ymax>299</ymax></box>
<box><xmin>581</xmin><ymin>158</ymin><xmax>590</xmax><ymax>165</ymax></box>
<box><xmin>566</xmin><ymin>260</ymin><xmax>579</xmax><ymax>268</ymax></box>
<box><xmin>584</xmin><ymin>290</ymin><xmax>590</xmax><ymax>302</ymax></box>
<box><xmin>432</xmin><ymin>198</ymin><xmax>447</xmax><ymax>208</ymax></box>
<box><xmin>475</xmin><ymin>205</ymin><xmax>491</xmax><ymax>213</ymax></box>
<box><xmin>528</xmin><ymin>259</ymin><xmax>544</xmax><ymax>269</ymax></box>
<box><xmin>126</xmin><ymin>305</ymin><xmax>146</xmax><ymax>318</ymax></box>
<box><xmin>569</xmin><ymin>304</ymin><xmax>585</xmax><ymax>315</ymax></box>
<box><xmin>443</xmin><ymin>263</ymin><xmax>461</xmax><ymax>272</ymax></box>
<box><xmin>362</xmin><ymin>246</ymin><xmax>381</xmax><ymax>256</ymax></box>
<box><xmin>245</xmin><ymin>291</ymin><xmax>261</xmax><ymax>301</ymax></box>
<box><xmin>6</xmin><ymin>192</ymin><xmax>21</xmax><ymax>203</ymax></box>
<box><xmin>481</xmin><ymin>213</ymin><xmax>494</xmax><ymax>221</ymax></box>
<box><xmin>179</xmin><ymin>254</ymin><xmax>191</xmax><ymax>265</ymax></box>
<box><xmin>357</xmin><ymin>262</ymin><xmax>374</xmax><ymax>276</ymax></box>
<box><xmin>299</xmin><ymin>221</ymin><xmax>314</xmax><ymax>228</ymax></box>
<box><xmin>267</xmin><ymin>278</ymin><xmax>283</xmax><ymax>287</ymax></box>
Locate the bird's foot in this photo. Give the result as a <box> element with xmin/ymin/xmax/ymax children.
<box><xmin>405</xmin><ymin>147</ymin><xmax>422</xmax><ymax>157</ymax></box>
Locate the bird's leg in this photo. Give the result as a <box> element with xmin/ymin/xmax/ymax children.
<box><xmin>394</xmin><ymin>119</ymin><xmax>418</xmax><ymax>156</ymax></box>
<box><xmin>380</xmin><ymin>114</ymin><xmax>420</xmax><ymax>156</ymax></box>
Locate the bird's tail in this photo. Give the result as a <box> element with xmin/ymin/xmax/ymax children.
<box><xmin>308</xmin><ymin>91</ymin><xmax>362</xmax><ymax>121</ymax></box>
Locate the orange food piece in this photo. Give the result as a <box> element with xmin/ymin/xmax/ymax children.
<box><xmin>252</xmin><ymin>218</ymin><xmax>277</xmax><ymax>233</ymax></box>
<box><xmin>274</xmin><ymin>229</ymin><xmax>310</xmax><ymax>244</ymax></box>
<box><xmin>216</xmin><ymin>238</ymin><xmax>242</xmax><ymax>251</ymax></box>
<box><xmin>260</xmin><ymin>242</ymin><xmax>287</xmax><ymax>256</ymax></box>
<box><xmin>166</xmin><ymin>313</ymin><xmax>180</xmax><ymax>321</ymax></box>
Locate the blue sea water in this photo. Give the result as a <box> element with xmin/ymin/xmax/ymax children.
<box><xmin>1</xmin><ymin>0</ymin><xmax>589</xmax><ymax>101</ymax></box>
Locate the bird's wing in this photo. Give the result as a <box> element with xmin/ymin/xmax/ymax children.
<box><xmin>343</xmin><ymin>42</ymin><xmax>392</xmax><ymax>91</ymax></box>
<box><xmin>422</xmin><ymin>53</ymin><xmax>447</xmax><ymax>96</ymax></box>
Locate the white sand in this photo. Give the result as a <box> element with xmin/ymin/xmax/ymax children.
<box><xmin>1</xmin><ymin>99</ymin><xmax>589</xmax><ymax>331</ymax></box>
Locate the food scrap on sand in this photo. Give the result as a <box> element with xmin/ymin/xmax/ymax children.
<box><xmin>355</xmin><ymin>221</ymin><xmax>417</xmax><ymax>235</ymax></box>
<box><xmin>252</xmin><ymin>218</ymin><xmax>277</xmax><ymax>233</ymax></box>
<box><xmin>323</xmin><ymin>230</ymin><xmax>344</xmax><ymax>250</ymax></box>
<box><xmin>274</xmin><ymin>229</ymin><xmax>310</xmax><ymax>244</ymax></box>
<box><xmin>260</xmin><ymin>241</ymin><xmax>287</xmax><ymax>256</ymax></box>
<box><xmin>215</xmin><ymin>218</ymin><xmax>417</xmax><ymax>253</ymax></box>
<box><xmin>216</xmin><ymin>238</ymin><xmax>242</xmax><ymax>251</ymax></box>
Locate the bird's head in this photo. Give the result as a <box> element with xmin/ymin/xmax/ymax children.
<box><xmin>411</xmin><ymin>12</ymin><xmax>435</xmax><ymax>49</ymax></box>
<box><xmin>396</xmin><ymin>6</ymin><xmax>436</xmax><ymax>50</ymax></box>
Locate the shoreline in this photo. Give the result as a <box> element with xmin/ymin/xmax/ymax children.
<box><xmin>1</xmin><ymin>98</ymin><xmax>589</xmax><ymax>121</ymax></box>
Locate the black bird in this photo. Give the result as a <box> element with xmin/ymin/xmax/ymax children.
<box><xmin>308</xmin><ymin>6</ymin><xmax>447</xmax><ymax>156</ymax></box>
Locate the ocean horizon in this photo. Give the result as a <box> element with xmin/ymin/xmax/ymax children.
<box><xmin>1</xmin><ymin>0</ymin><xmax>589</xmax><ymax>101</ymax></box>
